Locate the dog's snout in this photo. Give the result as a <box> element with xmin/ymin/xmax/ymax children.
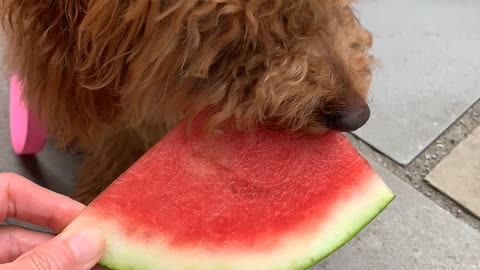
<box><xmin>327</xmin><ymin>104</ymin><xmax>370</xmax><ymax>132</ymax></box>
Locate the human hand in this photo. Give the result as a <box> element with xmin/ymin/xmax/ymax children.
<box><xmin>0</xmin><ymin>173</ymin><xmax>105</xmax><ymax>270</ymax></box>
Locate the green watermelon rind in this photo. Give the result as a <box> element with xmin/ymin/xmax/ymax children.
<box><xmin>292</xmin><ymin>190</ymin><xmax>395</xmax><ymax>270</ymax></box>
<box><xmin>67</xmin><ymin>173</ymin><xmax>394</xmax><ymax>270</ymax></box>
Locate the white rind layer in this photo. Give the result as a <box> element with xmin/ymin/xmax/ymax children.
<box><xmin>64</xmin><ymin>172</ymin><xmax>394</xmax><ymax>270</ymax></box>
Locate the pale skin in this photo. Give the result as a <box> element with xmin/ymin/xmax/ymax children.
<box><xmin>0</xmin><ymin>173</ymin><xmax>105</xmax><ymax>270</ymax></box>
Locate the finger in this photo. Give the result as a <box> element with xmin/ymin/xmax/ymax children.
<box><xmin>0</xmin><ymin>228</ymin><xmax>105</xmax><ymax>270</ymax></box>
<box><xmin>0</xmin><ymin>226</ymin><xmax>54</xmax><ymax>263</ymax></box>
<box><xmin>0</xmin><ymin>173</ymin><xmax>85</xmax><ymax>232</ymax></box>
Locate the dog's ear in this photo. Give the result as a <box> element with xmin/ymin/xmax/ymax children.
<box><xmin>0</xmin><ymin>0</ymin><xmax>124</xmax><ymax>148</ymax></box>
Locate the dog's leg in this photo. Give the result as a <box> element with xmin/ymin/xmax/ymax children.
<box><xmin>72</xmin><ymin>125</ymin><xmax>169</xmax><ymax>204</ymax></box>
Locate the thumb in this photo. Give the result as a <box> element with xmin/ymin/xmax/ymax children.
<box><xmin>1</xmin><ymin>228</ymin><xmax>105</xmax><ymax>270</ymax></box>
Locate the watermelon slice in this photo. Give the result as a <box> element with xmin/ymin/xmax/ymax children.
<box><xmin>64</xmin><ymin>120</ymin><xmax>394</xmax><ymax>270</ymax></box>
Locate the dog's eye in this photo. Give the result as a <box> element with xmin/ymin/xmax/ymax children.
<box><xmin>350</xmin><ymin>42</ymin><xmax>360</xmax><ymax>50</ymax></box>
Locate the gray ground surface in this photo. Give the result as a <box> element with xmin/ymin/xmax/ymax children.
<box><xmin>348</xmin><ymin>100</ymin><xmax>480</xmax><ymax>231</ymax></box>
<box><xmin>353</xmin><ymin>0</ymin><xmax>480</xmax><ymax>165</ymax></box>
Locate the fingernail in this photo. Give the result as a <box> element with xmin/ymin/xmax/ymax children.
<box><xmin>67</xmin><ymin>228</ymin><xmax>105</xmax><ymax>263</ymax></box>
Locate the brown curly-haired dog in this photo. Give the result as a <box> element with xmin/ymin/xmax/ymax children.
<box><xmin>1</xmin><ymin>0</ymin><xmax>375</xmax><ymax>203</ymax></box>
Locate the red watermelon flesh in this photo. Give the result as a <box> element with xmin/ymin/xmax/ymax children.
<box><xmin>64</xmin><ymin>120</ymin><xmax>394</xmax><ymax>270</ymax></box>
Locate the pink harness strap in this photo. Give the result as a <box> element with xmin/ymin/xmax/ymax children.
<box><xmin>9</xmin><ymin>74</ymin><xmax>47</xmax><ymax>154</ymax></box>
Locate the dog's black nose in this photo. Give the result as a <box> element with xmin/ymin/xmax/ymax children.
<box><xmin>327</xmin><ymin>104</ymin><xmax>370</xmax><ymax>132</ymax></box>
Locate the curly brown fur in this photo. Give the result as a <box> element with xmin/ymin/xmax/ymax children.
<box><xmin>1</xmin><ymin>0</ymin><xmax>375</xmax><ymax>203</ymax></box>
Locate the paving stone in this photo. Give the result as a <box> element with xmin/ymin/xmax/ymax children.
<box><xmin>425</xmin><ymin>126</ymin><xmax>480</xmax><ymax>218</ymax></box>
<box><xmin>311</xmin><ymin>159</ymin><xmax>480</xmax><ymax>270</ymax></box>
<box><xmin>352</xmin><ymin>0</ymin><xmax>480</xmax><ymax>165</ymax></box>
